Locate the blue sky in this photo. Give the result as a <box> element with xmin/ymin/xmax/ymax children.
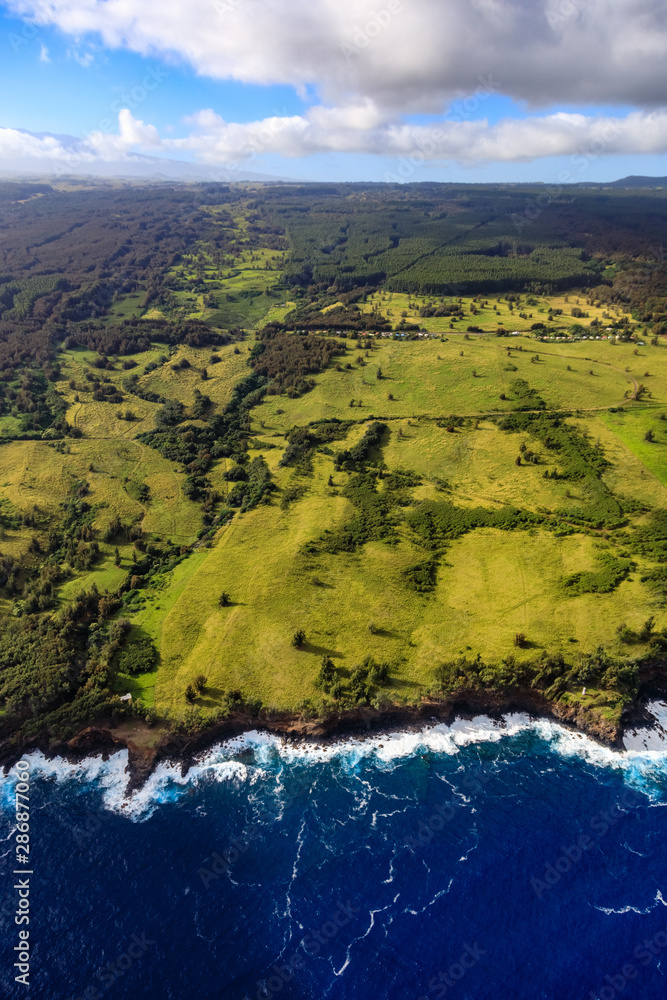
<box><xmin>1</xmin><ymin>0</ymin><xmax>666</xmax><ymax>182</ymax></box>
<box><xmin>0</xmin><ymin>13</ymin><xmax>304</xmax><ymax>134</ymax></box>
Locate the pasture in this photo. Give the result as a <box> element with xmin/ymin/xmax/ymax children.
<box><xmin>251</xmin><ymin>332</ymin><xmax>654</xmax><ymax>435</ymax></box>
<box><xmin>358</xmin><ymin>288</ymin><xmax>640</xmax><ymax>335</ymax></box>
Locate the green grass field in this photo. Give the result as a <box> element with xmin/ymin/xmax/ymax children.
<box><xmin>358</xmin><ymin>289</ymin><xmax>641</xmax><ymax>336</ymax></box>
<box><xmin>164</xmin><ymin>222</ymin><xmax>288</xmax><ymax>329</ymax></box>
<box><xmin>251</xmin><ymin>333</ymin><xmax>659</xmax><ymax>435</ymax></box>
<box><xmin>126</xmin><ymin>452</ymin><xmax>664</xmax><ymax>716</ymax></box>
<box><xmin>11</xmin><ymin>297</ymin><xmax>667</xmax><ymax>727</ymax></box>
<box><xmin>0</xmin><ymin>342</ymin><xmax>214</xmax><ymax>604</ymax></box>
<box><xmin>140</xmin><ymin>341</ymin><xmax>250</xmax><ymax>411</ymax></box>
<box><xmin>9</xmin><ymin>187</ymin><xmax>667</xmax><ymax>745</ymax></box>
<box><xmin>97</xmin><ymin>352</ymin><xmax>667</xmax><ymax>717</ymax></box>
<box><xmin>598</xmin><ymin>408</ymin><xmax>667</xmax><ymax>486</ymax></box>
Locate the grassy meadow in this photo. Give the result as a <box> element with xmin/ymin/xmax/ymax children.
<box><xmin>357</xmin><ymin>289</ymin><xmax>642</xmax><ymax>336</ymax></box>
<box><xmin>90</xmin><ymin>330</ymin><xmax>667</xmax><ymax>721</ymax></box>
<box><xmin>122</xmin><ymin>421</ymin><xmax>666</xmax><ymax>718</ymax></box>
<box><xmin>251</xmin><ymin>331</ymin><xmax>663</xmax><ymax>435</ymax></box>
<box><xmin>8</xmin><ymin>284</ymin><xmax>667</xmax><ymax>732</ymax></box>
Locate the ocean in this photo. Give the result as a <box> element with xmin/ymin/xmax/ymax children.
<box><xmin>2</xmin><ymin>708</ymin><xmax>667</xmax><ymax>1000</ymax></box>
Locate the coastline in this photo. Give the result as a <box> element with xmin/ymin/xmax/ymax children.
<box><xmin>2</xmin><ymin>683</ymin><xmax>665</xmax><ymax>792</ymax></box>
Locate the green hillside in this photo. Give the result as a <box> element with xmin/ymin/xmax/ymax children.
<box><xmin>1</xmin><ymin>180</ymin><xmax>667</xmax><ymax>745</ymax></box>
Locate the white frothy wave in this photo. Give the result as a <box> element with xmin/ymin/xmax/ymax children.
<box><xmin>2</xmin><ymin>703</ymin><xmax>667</xmax><ymax>820</ymax></box>
<box><xmin>623</xmin><ymin>700</ymin><xmax>667</xmax><ymax>752</ymax></box>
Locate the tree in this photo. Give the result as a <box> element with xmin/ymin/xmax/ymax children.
<box><xmin>219</xmin><ymin>591</ymin><xmax>231</xmax><ymax>607</ymax></box>
<box><xmin>315</xmin><ymin>655</ymin><xmax>337</xmax><ymax>692</ymax></box>
<box><xmin>645</xmin><ymin>429</ymin><xmax>655</xmax><ymax>442</ymax></box>
<box><xmin>376</xmin><ymin>367</ymin><xmax>383</xmax><ymax>379</ymax></box>
<box><xmin>184</xmin><ymin>684</ymin><xmax>196</xmax><ymax>702</ymax></box>
<box><xmin>114</xmin><ymin>547</ymin><xmax>121</xmax><ymax>567</ymax></box>
<box><xmin>118</xmin><ymin>634</ymin><xmax>157</xmax><ymax>675</ymax></box>
<box><xmin>194</xmin><ymin>673</ymin><xmax>207</xmax><ymax>693</ymax></box>
<box><xmin>514</xmin><ymin>633</ymin><xmax>527</xmax><ymax>647</ymax></box>
<box><xmin>292</xmin><ymin>628</ymin><xmax>306</xmax><ymax>648</ymax></box>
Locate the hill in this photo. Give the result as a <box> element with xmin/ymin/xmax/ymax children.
<box><xmin>0</xmin><ymin>180</ymin><xmax>666</xmax><ymax>750</ymax></box>
<box><xmin>608</xmin><ymin>176</ymin><xmax>667</xmax><ymax>188</ymax></box>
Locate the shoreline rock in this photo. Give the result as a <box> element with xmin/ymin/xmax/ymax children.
<box><xmin>2</xmin><ymin>684</ymin><xmax>663</xmax><ymax>792</ymax></box>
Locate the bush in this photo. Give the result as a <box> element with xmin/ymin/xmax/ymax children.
<box><xmin>403</xmin><ymin>559</ymin><xmax>438</xmax><ymax>593</ymax></box>
<box><xmin>194</xmin><ymin>673</ymin><xmax>207</xmax><ymax>693</ymax></box>
<box><xmin>292</xmin><ymin>628</ymin><xmax>306</xmax><ymax>648</ymax></box>
<box><xmin>117</xmin><ymin>634</ymin><xmax>157</xmax><ymax>675</ymax></box>
<box><xmin>181</xmin><ymin>705</ymin><xmax>203</xmax><ymax>733</ymax></box>
<box><xmin>184</xmin><ymin>683</ymin><xmax>196</xmax><ymax>702</ymax></box>
<box><xmin>564</xmin><ymin>551</ymin><xmax>633</xmax><ymax>594</ymax></box>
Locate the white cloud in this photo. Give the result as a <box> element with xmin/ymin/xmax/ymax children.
<box><xmin>3</xmin><ymin>107</ymin><xmax>667</xmax><ymax>169</ymax></box>
<box><xmin>5</xmin><ymin>0</ymin><xmax>667</xmax><ymax>113</ymax></box>
<box><xmin>38</xmin><ymin>41</ymin><xmax>49</xmax><ymax>61</ymax></box>
<box><xmin>164</xmin><ymin>105</ymin><xmax>667</xmax><ymax>164</ymax></box>
<box><xmin>0</xmin><ymin>111</ymin><xmax>159</xmax><ymax>163</ymax></box>
<box><xmin>87</xmin><ymin>107</ymin><xmax>162</xmax><ymax>158</ymax></box>
<box><xmin>66</xmin><ymin>46</ymin><xmax>95</xmax><ymax>68</ymax></box>
<box><xmin>0</xmin><ymin>128</ymin><xmax>89</xmax><ymax>160</ymax></box>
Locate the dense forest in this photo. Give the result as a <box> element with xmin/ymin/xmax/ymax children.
<box><xmin>257</xmin><ymin>183</ymin><xmax>667</xmax><ymax>295</ymax></box>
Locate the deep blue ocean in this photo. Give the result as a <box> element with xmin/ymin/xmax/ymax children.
<box><xmin>2</xmin><ymin>712</ymin><xmax>667</xmax><ymax>1000</ymax></box>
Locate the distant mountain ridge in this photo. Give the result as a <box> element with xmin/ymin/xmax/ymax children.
<box><xmin>607</xmin><ymin>175</ymin><xmax>667</xmax><ymax>188</ymax></box>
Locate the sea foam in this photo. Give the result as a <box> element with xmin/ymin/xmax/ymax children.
<box><xmin>2</xmin><ymin>703</ymin><xmax>667</xmax><ymax>820</ymax></box>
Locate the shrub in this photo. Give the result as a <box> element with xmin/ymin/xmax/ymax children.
<box><xmin>639</xmin><ymin>617</ymin><xmax>655</xmax><ymax>642</ymax></box>
<box><xmin>292</xmin><ymin>628</ymin><xmax>306</xmax><ymax>648</ymax></box>
<box><xmin>181</xmin><ymin>706</ymin><xmax>203</xmax><ymax>733</ymax></box>
<box><xmin>194</xmin><ymin>673</ymin><xmax>207</xmax><ymax>693</ymax></box>
<box><xmin>118</xmin><ymin>634</ymin><xmax>157</xmax><ymax>675</ymax></box>
<box><xmin>403</xmin><ymin>559</ymin><xmax>438</xmax><ymax>593</ymax></box>
<box><xmin>564</xmin><ymin>551</ymin><xmax>633</xmax><ymax>594</ymax></box>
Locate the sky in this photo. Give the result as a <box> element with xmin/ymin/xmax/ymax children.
<box><xmin>0</xmin><ymin>0</ymin><xmax>666</xmax><ymax>182</ymax></box>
